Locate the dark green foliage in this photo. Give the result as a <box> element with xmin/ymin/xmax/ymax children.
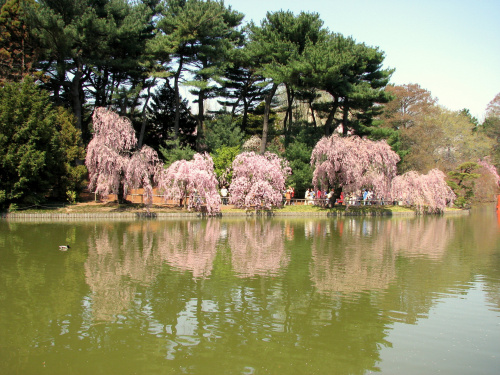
<box><xmin>216</xmin><ymin>47</ymin><xmax>271</xmax><ymax>132</ymax></box>
<box><xmin>29</xmin><ymin>0</ymin><xmax>156</xmax><ymax>133</ymax></box>
<box><xmin>0</xmin><ymin>78</ymin><xmax>85</xmax><ymax>207</ymax></box>
<box><xmin>146</xmin><ymin>82</ymin><xmax>196</xmax><ymax>151</ymax></box>
<box><xmin>159</xmin><ymin>136</ymin><xmax>196</xmax><ymax>168</ymax></box>
<box><xmin>204</xmin><ymin>114</ymin><xmax>244</xmax><ymax>153</ymax></box>
<box><xmin>239</xmin><ymin>102</ymin><xmax>278</xmax><ymax>137</ymax></box>
<box><xmin>367</xmin><ymin>124</ymin><xmax>408</xmax><ymax>168</ymax></box>
<box><xmin>0</xmin><ymin>0</ymin><xmax>38</xmax><ymax>83</ymax></box>
<box><xmin>211</xmin><ymin>145</ymin><xmax>240</xmax><ymax>187</ymax></box>
<box><xmin>247</xmin><ymin>10</ymin><xmax>326</xmax><ymax>152</ymax></box>
<box><xmin>447</xmin><ymin>162</ymin><xmax>481</xmax><ymax>208</ymax></box>
<box><xmin>283</xmin><ymin>139</ymin><xmax>313</xmax><ymax>198</ymax></box>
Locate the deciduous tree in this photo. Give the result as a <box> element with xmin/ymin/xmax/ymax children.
<box><xmin>400</xmin><ymin>109</ymin><xmax>493</xmax><ymax>173</ymax></box>
<box><xmin>390</xmin><ymin>169</ymin><xmax>456</xmax><ymax>213</ymax></box>
<box><xmin>381</xmin><ymin>84</ymin><xmax>438</xmax><ymax>130</ymax></box>
<box><xmin>310</xmin><ymin>134</ymin><xmax>400</xmax><ymax>198</ymax></box>
<box><xmin>229</xmin><ymin>151</ymin><xmax>291</xmax><ymax>209</ymax></box>
<box><xmin>155</xmin><ymin>153</ymin><xmax>221</xmax><ymax>214</ymax></box>
<box><xmin>85</xmin><ymin>107</ymin><xmax>160</xmax><ymax>205</ymax></box>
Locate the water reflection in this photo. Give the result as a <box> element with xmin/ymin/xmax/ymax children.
<box><xmin>309</xmin><ymin>217</ymin><xmax>455</xmax><ymax>295</ymax></box>
<box><xmin>157</xmin><ymin>220</ymin><xmax>220</xmax><ymax>278</ymax></box>
<box><xmin>85</xmin><ymin>221</ymin><xmax>164</xmax><ymax>321</ymax></box>
<box><xmin>1</xmin><ymin>209</ymin><xmax>500</xmax><ymax>375</ymax></box>
<box><xmin>228</xmin><ymin>220</ymin><xmax>289</xmax><ymax>277</ymax></box>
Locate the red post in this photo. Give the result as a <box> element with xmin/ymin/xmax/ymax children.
<box><xmin>497</xmin><ymin>195</ymin><xmax>500</xmax><ymax>210</ymax></box>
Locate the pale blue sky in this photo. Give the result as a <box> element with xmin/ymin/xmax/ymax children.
<box><xmin>224</xmin><ymin>0</ymin><xmax>500</xmax><ymax>121</ymax></box>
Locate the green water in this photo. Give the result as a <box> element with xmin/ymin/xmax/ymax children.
<box><xmin>1</xmin><ymin>206</ymin><xmax>499</xmax><ymax>375</ymax></box>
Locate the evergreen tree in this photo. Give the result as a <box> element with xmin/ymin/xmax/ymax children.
<box><xmin>146</xmin><ymin>81</ymin><xmax>196</xmax><ymax>151</ymax></box>
<box><xmin>0</xmin><ymin>0</ymin><xmax>38</xmax><ymax>83</ymax></box>
<box><xmin>247</xmin><ymin>10</ymin><xmax>326</xmax><ymax>153</ymax></box>
<box><xmin>0</xmin><ymin>78</ymin><xmax>82</xmax><ymax>207</ymax></box>
<box><xmin>29</xmin><ymin>0</ymin><xmax>155</xmax><ymax>133</ymax></box>
<box><xmin>154</xmin><ymin>0</ymin><xmax>243</xmax><ymax>150</ymax></box>
<box><xmin>298</xmin><ymin>32</ymin><xmax>393</xmax><ymax>136</ymax></box>
<box><xmin>216</xmin><ymin>46</ymin><xmax>270</xmax><ymax>133</ymax></box>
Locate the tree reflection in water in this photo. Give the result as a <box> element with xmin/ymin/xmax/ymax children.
<box><xmin>85</xmin><ymin>221</ymin><xmax>163</xmax><ymax>321</ymax></box>
<box><xmin>2</xmin><ymin>210</ymin><xmax>500</xmax><ymax>375</ymax></box>
<box><xmin>157</xmin><ymin>220</ymin><xmax>221</xmax><ymax>278</ymax></box>
<box><xmin>309</xmin><ymin>217</ymin><xmax>455</xmax><ymax>295</ymax></box>
<box><xmin>228</xmin><ymin>219</ymin><xmax>289</xmax><ymax>277</ymax></box>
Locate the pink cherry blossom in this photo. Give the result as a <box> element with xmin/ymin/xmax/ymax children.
<box><xmin>229</xmin><ymin>151</ymin><xmax>291</xmax><ymax>209</ymax></box>
<box><xmin>390</xmin><ymin>169</ymin><xmax>456</xmax><ymax>213</ymax></box>
<box><xmin>478</xmin><ymin>157</ymin><xmax>500</xmax><ymax>186</ymax></box>
<box><xmin>311</xmin><ymin>134</ymin><xmax>400</xmax><ymax>198</ymax></box>
<box><xmin>155</xmin><ymin>153</ymin><xmax>222</xmax><ymax>214</ymax></box>
<box><xmin>85</xmin><ymin>107</ymin><xmax>161</xmax><ymax>205</ymax></box>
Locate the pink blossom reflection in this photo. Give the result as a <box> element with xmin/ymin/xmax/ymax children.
<box><xmin>157</xmin><ymin>220</ymin><xmax>220</xmax><ymax>278</ymax></box>
<box><xmin>229</xmin><ymin>220</ymin><xmax>289</xmax><ymax>277</ymax></box>
<box><xmin>310</xmin><ymin>217</ymin><xmax>454</xmax><ymax>295</ymax></box>
<box><xmin>85</xmin><ymin>222</ymin><xmax>161</xmax><ymax>321</ymax></box>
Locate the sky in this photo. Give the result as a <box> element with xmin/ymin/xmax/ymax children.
<box><xmin>223</xmin><ymin>0</ymin><xmax>500</xmax><ymax>121</ymax></box>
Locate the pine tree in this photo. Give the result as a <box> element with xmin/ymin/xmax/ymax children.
<box><xmin>0</xmin><ymin>0</ymin><xmax>37</xmax><ymax>83</ymax></box>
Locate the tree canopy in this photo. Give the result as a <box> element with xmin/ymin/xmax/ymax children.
<box><xmin>0</xmin><ymin>77</ymin><xmax>84</xmax><ymax>207</ymax></box>
<box><xmin>0</xmin><ymin>3</ymin><xmax>498</xmax><ymax>208</ymax></box>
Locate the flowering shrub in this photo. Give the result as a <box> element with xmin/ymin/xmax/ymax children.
<box><xmin>241</xmin><ymin>135</ymin><xmax>262</xmax><ymax>152</ymax></box>
<box><xmin>310</xmin><ymin>134</ymin><xmax>400</xmax><ymax>197</ymax></box>
<box><xmin>156</xmin><ymin>153</ymin><xmax>221</xmax><ymax>214</ymax></box>
<box><xmin>229</xmin><ymin>151</ymin><xmax>291</xmax><ymax>209</ymax></box>
<box><xmin>390</xmin><ymin>169</ymin><xmax>456</xmax><ymax>213</ymax></box>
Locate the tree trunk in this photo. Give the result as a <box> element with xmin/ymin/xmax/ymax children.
<box><xmin>241</xmin><ymin>97</ymin><xmax>249</xmax><ymax>133</ymax></box>
<box><xmin>260</xmin><ymin>83</ymin><xmax>278</xmax><ymax>154</ymax></box>
<box><xmin>342</xmin><ymin>97</ymin><xmax>349</xmax><ymax>136</ymax></box>
<box><xmin>324</xmin><ymin>96</ymin><xmax>339</xmax><ymax>136</ymax></box>
<box><xmin>138</xmin><ymin>78</ymin><xmax>156</xmax><ymax>149</ymax></box>
<box><xmin>309</xmin><ymin>99</ymin><xmax>317</xmax><ymax>127</ymax></box>
<box><xmin>70</xmin><ymin>67</ymin><xmax>83</xmax><ymax>131</ymax></box>
<box><xmin>196</xmin><ymin>88</ymin><xmax>205</xmax><ymax>151</ymax></box>
<box><xmin>173</xmin><ymin>55</ymin><xmax>184</xmax><ymax>140</ymax></box>
<box><xmin>287</xmin><ymin>86</ymin><xmax>294</xmax><ymax>132</ymax></box>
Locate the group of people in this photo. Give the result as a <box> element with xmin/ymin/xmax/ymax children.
<box><xmin>304</xmin><ymin>188</ymin><xmax>335</xmax><ymax>206</ymax></box>
<box><xmin>344</xmin><ymin>189</ymin><xmax>379</xmax><ymax>205</ymax></box>
<box><xmin>219</xmin><ymin>185</ymin><xmax>382</xmax><ymax>207</ymax></box>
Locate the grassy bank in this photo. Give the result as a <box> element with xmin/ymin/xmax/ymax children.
<box><xmin>3</xmin><ymin>201</ymin><xmax>419</xmax><ymax>215</ymax></box>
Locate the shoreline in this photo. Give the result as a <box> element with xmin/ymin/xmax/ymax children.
<box><xmin>0</xmin><ymin>207</ymin><xmax>469</xmax><ymax>220</ymax></box>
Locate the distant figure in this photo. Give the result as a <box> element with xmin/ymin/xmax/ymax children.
<box><xmin>285</xmin><ymin>187</ymin><xmax>292</xmax><ymax>206</ymax></box>
<box><xmin>59</xmin><ymin>245</ymin><xmax>70</xmax><ymax>251</ymax></box>
<box><xmin>220</xmin><ymin>186</ymin><xmax>228</xmax><ymax>205</ymax></box>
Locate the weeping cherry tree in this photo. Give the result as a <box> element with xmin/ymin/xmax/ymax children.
<box><xmin>229</xmin><ymin>152</ymin><xmax>291</xmax><ymax>209</ymax></box>
<box><xmin>85</xmin><ymin>107</ymin><xmax>160</xmax><ymax>205</ymax></box>
<box><xmin>310</xmin><ymin>134</ymin><xmax>400</xmax><ymax>198</ymax></box>
<box><xmin>390</xmin><ymin>169</ymin><xmax>456</xmax><ymax>213</ymax></box>
<box><xmin>155</xmin><ymin>153</ymin><xmax>221</xmax><ymax>214</ymax></box>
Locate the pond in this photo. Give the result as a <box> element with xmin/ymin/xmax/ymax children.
<box><xmin>1</xmin><ymin>206</ymin><xmax>499</xmax><ymax>374</ymax></box>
